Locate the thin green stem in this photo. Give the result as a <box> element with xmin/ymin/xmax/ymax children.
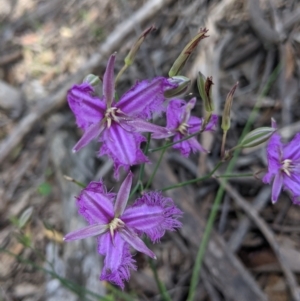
<box><xmin>162</xmin><ymin>161</ymin><xmax>223</xmax><ymax>191</ymax></box>
<box><xmin>149</xmin><ymin>257</ymin><xmax>172</xmax><ymax>301</ymax></box>
<box><xmin>115</xmin><ymin>64</ymin><xmax>128</xmax><ymax>87</ymax></box>
<box><xmin>149</xmin><ymin>131</ymin><xmax>199</xmax><ymax>153</ymax></box>
<box><xmin>221</xmin><ymin>130</ymin><xmax>227</xmax><ymax>158</ymax></box>
<box><xmin>138</xmin><ymin>133</ymin><xmax>151</xmax><ymax>192</ymax></box>
<box><xmin>145</xmin><ymin>143</ymin><xmax>167</xmax><ymax>190</ymax></box>
<box><xmin>63</xmin><ymin>175</ymin><xmax>86</xmax><ymax>188</ymax></box>
<box><xmin>216</xmin><ymin>173</ymin><xmax>253</xmax><ymax>178</ymax></box>
<box><xmin>129</xmin><ymin>180</ymin><xmax>141</xmax><ymax>199</ymax></box>
<box><xmin>186</xmin><ymin>63</ymin><xmax>281</xmax><ymax>301</ymax></box>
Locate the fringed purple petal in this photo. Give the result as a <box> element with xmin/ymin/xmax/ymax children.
<box><xmin>99</xmin><ymin>232</ymin><xmax>136</xmax><ymax>289</ymax></box>
<box><xmin>122</xmin><ymin>192</ymin><xmax>182</xmax><ymax>242</ymax></box>
<box><xmin>172</xmin><ymin>133</ymin><xmax>207</xmax><ymax>157</ymax></box>
<box><xmin>204</xmin><ymin>114</ymin><xmax>218</xmax><ymax>131</ymax></box>
<box><xmin>64</xmin><ymin>224</ymin><xmax>107</xmax><ymax>241</ymax></box>
<box><xmin>263</xmin><ymin>133</ymin><xmax>282</xmax><ymax>183</ymax></box>
<box><xmin>73</xmin><ymin>122</ymin><xmax>105</xmax><ymax>152</ymax></box>
<box><xmin>188</xmin><ymin>116</ymin><xmax>202</xmax><ymax>133</ymax></box>
<box><xmin>119</xmin><ymin>227</ymin><xmax>156</xmax><ymax>259</ymax></box>
<box><xmin>166</xmin><ymin>99</ymin><xmax>185</xmax><ymax>130</ymax></box>
<box><xmin>99</xmin><ymin>124</ymin><xmax>149</xmax><ymax>179</ymax></box>
<box><xmin>283</xmin><ymin>133</ymin><xmax>300</xmax><ymax>161</ymax></box>
<box><xmin>67</xmin><ymin>83</ymin><xmax>106</xmax><ymax>130</ymax></box>
<box><xmin>114</xmin><ymin>172</ymin><xmax>133</xmax><ymax>217</ymax></box>
<box><xmin>123</xmin><ymin>118</ymin><xmax>173</xmax><ymax>139</ymax></box>
<box><xmin>292</xmin><ymin>195</ymin><xmax>300</xmax><ymax>205</ymax></box>
<box><xmin>262</xmin><ymin>172</ymin><xmax>275</xmax><ymax>184</ymax></box>
<box><xmin>103</xmin><ymin>54</ymin><xmax>116</xmax><ymax>108</ymax></box>
<box><xmin>271</xmin><ymin>173</ymin><xmax>283</xmax><ymax>203</ymax></box>
<box><xmin>283</xmin><ymin>173</ymin><xmax>300</xmax><ymax>196</ymax></box>
<box><xmin>117</xmin><ymin>77</ymin><xmax>175</xmax><ymax>119</ymax></box>
<box><xmin>77</xmin><ymin>181</ymin><xmax>115</xmax><ymax>224</ymax></box>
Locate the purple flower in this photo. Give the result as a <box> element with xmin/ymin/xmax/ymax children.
<box><xmin>67</xmin><ymin>54</ymin><xmax>174</xmax><ymax>178</ymax></box>
<box><xmin>263</xmin><ymin>132</ymin><xmax>300</xmax><ymax>204</ymax></box>
<box><xmin>152</xmin><ymin>98</ymin><xmax>218</xmax><ymax>157</ymax></box>
<box><xmin>64</xmin><ymin>172</ymin><xmax>182</xmax><ymax>288</ymax></box>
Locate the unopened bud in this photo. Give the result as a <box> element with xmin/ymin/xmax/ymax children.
<box><xmin>169</xmin><ymin>28</ymin><xmax>209</xmax><ymax>77</ymax></box>
<box><xmin>221</xmin><ymin>82</ymin><xmax>238</xmax><ymax>132</ymax></box>
<box><xmin>197</xmin><ymin>72</ymin><xmax>214</xmax><ymax>113</ymax></box>
<box><xmin>238</xmin><ymin>127</ymin><xmax>276</xmax><ymax>148</ymax></box>
<box><xmin>83</xmin><ymin>74</ymin><xmax>100</xmax><ymax>86</ymax></box>
<box><xmin>124</xmin><ymin>25</ymin><xmax>156</xmax><ymax>67</ymax></box>
<box><xmin>164</xmin><ymin>76</ymin><xmax>191</xmax><ymax>98</ymax></box>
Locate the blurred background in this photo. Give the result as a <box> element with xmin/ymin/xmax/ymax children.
<box><xmin>1</xmin><ymin>0</ymin><xmax>300</xmax><ymax>300</ymax></box>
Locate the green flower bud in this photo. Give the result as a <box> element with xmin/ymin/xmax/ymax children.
<box><xmin>237</xmin><ymin>127</ymin><xmax>276</xmax><ymax>148</ymax></box>
<box><xmin>124</xmin><ymin>25</ymin><xmax>155</xmax><ymax>67</ymax></box>
<box><xmin>164</xmin><ymin>76</ymin><xmax>191</xmax><ymax>98</ymax></box>
<box><xmin>197</xmin><ymin>72</ymin><xmax>214</xmax><ymax>113</ymax></box>
<box><xmin>168</xmin><ymin>28</ymin><xmax>209</xmax><ymax>77</ymax></box>
<box><xmin>221</xmin><ymin>83</ymin><xmax>238</xmax><ymax>132</ymax></box>
<box><xmin>83</xmin><ymin>74</ymin><xmax>100</xmax><ymax>86</ymax></box>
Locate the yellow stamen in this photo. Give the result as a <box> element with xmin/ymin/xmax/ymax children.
<box><xmin>108</xmin><ymin>218</ymin><xmax>125</xmax><ymax>244</ymax></box>
<box><xmin>177</xmin><ymin>122</ymin><xmax>189</xmax><ymax>135</ymax></box>
<box><xmin>281</xmin><ymin>159</ymin><xmax>292</xmax><ymax>176</ymax></box>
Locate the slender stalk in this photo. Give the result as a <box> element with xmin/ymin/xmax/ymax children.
<box><xmin>186</xmin><ymin>63</ymin><xmax>281</xmax><ymax>301</ymax></box>
<box><xmin>63</xmin><ymin>175</ymin><xmax>86</xmax><ymax>188</ymax></box>
<box><xmin>129</xmin><ymin>180</ymin><xmax>142</xmax><ymax>199</ymax></box>
<box><xmin>145</xmin><ymin>143</ymin><xmax>167</xmax><ymax>190</ymax></box>
<box><xmin>221</xmin><ymin>130</ymin><xmax>227</xmax><ymax>158</ymax></box>
<box><xmin>138</xmin><ymin>133</ymin><xmax>151</xmax><ymax>192</ymax></box>
<box><xmin>149</xmin><ymin>131</ymin><xmax>199</xmax><ymax>153</ymax></box>
<box><xmin>162</xmin><ymin>161</ymin><xmax>223</xmax><ymax>191</ymax></box>
<box><xmin>149</xmin><ymin>257</ymin><xmax>172</xmax><ymax>301</ymax></box>
<box><xmin>115</xmin><ymin>64</ymin><xmax>128</xmax><ymax>86</ymax></box>
<box><xmin>216</xmin><ymin>173</ymin><xmax>253</xmax><ymax>178</ymax></box>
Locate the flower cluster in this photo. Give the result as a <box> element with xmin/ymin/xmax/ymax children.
<box><xmin>64</xmin><ymin>172</ymin><xmax>182</xmax><ymax>288</ymax></box>
<box><xmin>67</xmin><ymin>54</ymin><xmax>218</xmax><ymax>178</ymax></box>
<box><xmin>64</xmin><ymin>45</ymin><xmax>299</xmax><ymax>291</ymax></box>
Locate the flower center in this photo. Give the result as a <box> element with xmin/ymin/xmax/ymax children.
<box><xmin>281</xmin><ymin>159</ymin><xmax>292</xmax><ymax>176</ymax></box>
<box><xmin>108</xmin><ymin>217</ymin><xmax>125</xmax><ymax>239</ymax></box>
<box><xmin>105</xmin><ymin>107</ymin><xmax>119</xmax><ymax>128</ymax></box>
<box><xmin>177</xmin><ymin>122</ymin><xmax>189</xmax><ymax>135</ymax></box>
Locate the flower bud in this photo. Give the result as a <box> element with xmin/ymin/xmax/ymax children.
<box><xmin>83</xmin><ymin>74</ymin><xmax>100</xmax><ymax>86</ymax></box>
<box><xmin>197</xmin><ymin>72</ymin><xmax>214</xmax><ymax>113</ymax></box>
<box><xmin>168</xmin><ymin>28</ymin><xmax>209</xmax><ymax>77</ymax></box>
<box><xmin>164</xmin><ymin>76</ymin><xmax>191</xmax><ymax>98</ymax></box>
<box><xmin>124</xmin><ymin>25</ymin><xmax>155</xmax><ymax>67</ymax></box>
<box><xmin>237</xmin><ymin>127</ymin><xmax>276</xmax><ymax>148</ymax></box>
<box><xmin>221</xmin><ymin>83</ymin><xmax>238</xmax><ymax>132</ymax></box>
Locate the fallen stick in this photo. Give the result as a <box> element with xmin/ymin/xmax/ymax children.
<box><xmin>0</xmin><ymin>0</ymin><xmax>173</xmax><ymax>165</ymax></box>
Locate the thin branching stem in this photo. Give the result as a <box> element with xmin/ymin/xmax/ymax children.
<box><xmin>145</xmin><ymin>142</ymin><xmax>167</xmax><ymax>190</ymax></box>
<box><xmin>162</xmin><ymin>161</ymin><xmax>223</xmax><ymax>191</ymax></box>
<box><xmin>186</xmin><ymin>63</ymin><xmax>281</xmax><ymax>301</ymax></box>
